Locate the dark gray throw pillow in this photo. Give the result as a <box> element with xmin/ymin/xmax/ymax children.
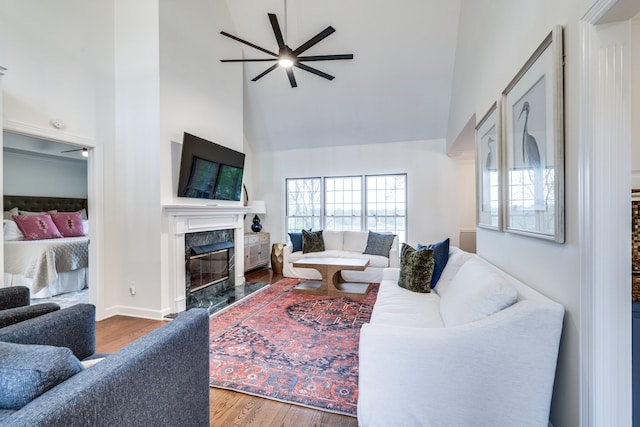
<box><xmin>398</xmin><ymin>243</ymin><xmax>435</xmax><ymax>293</ymax></box>
<box><xmin>302</xmin><ymin>229</ymin><xmax>325</xmax><ymax>253</ymax></box>
<box><xmin>0</xmin><ymin>341</ymin><xmax>83</xmax><ymax>410</ymax></box>
<box><xmin>363</xmin><ymin>231</ymin><xmax>396</xmax><ymax>257</ymax></box>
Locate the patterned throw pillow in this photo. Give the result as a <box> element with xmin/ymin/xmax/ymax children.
<box><xmin>302</xmin><ymin>229</ymin><xmax>325</xmax><ymax>253</ymax></box>
<box><xmin>49</xmin><ymin>211</ymin><xmax>85</xmax><ymax>237</ymax></box>
<box><xmin>12</xmin><ymin>214</ymin><xmax>63</xmax><ymax>240</ymax></box>
<box><xmin>398</xmin><ymin>243</ymin><xmax>435</xmax><ymax>293</ymax></box>
<box><xmin>363</xmin><ymin>231</ymin><xmax>396</xmax><ymax>257</ymax></box>
<box><xmin>417</xmin><ymin>237</ymin><xmax>450</xmax><ymax>288</ymax></box>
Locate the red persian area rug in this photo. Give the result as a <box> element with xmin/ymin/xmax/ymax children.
<box><xmin>209</xmin><ymin>277</ymin><xmax>379</xmax><ymax>417</ymax></box>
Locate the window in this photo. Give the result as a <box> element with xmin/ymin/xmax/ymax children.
<box><xmin>325</xmin><ymin>176</ymin><xmax>362</xmax><ymax>231</ymax></box>
<box><xmin>286</xmin><ymin>174</ymin><xmax>406</xmax><ymax>242</ymax></box>
<box><xmin>286</xmin><ymin>178</ymin><xmax>322</xmax><ymax>232</ymax></box>
<box><xmin>366</xmin><ymin>175</ymin><xmax>406</xmax><ymax>243</ymax></box>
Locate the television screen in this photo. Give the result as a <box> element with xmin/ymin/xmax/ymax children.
<box><xmin>177</xmin><ymin>133</ymin><xmax>245</xmax><ymax>201</ymax></box>
<box><xmin>213</xmin><ymin>164</ymin><xmax>244</xmax><ymax>201</ymax></box>
<box><xmin>182</xmin><ymin>156</ymin><xmax>219</xmax><ymax>199</ymax></box>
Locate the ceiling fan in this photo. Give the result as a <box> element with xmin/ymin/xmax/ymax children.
<box><xmin>220</xmin><ymin>13</ymin><xmax>353</xmax><ymax>88</ymax></box>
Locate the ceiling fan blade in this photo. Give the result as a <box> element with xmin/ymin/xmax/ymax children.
<box><xmin>61</xmin><ymin>149</ymin><xmax>82</xmax><ymax>153</ymax></box>
<box><xmin>220</xmin><ymin>31</ymin><xmax>278</xmax><ymax>57</ymax></box>
<box><xmin>286</xmin><ymin>68</ymin><xmax>297</xmax><ymax>88</ymax></box>
<box><xmin>220</xmin><ymin>58</ymin><xmax>278</xmax><ymax>62</ymax></box>
<box><xmin>293</xmin><ymin>26</ymin><xmax>335</xmax><ymax>55</ymax></box>
<box><xmin>268</xmin><ymin>13</ymin><xmax>286</xmax><ymax>49</ymax></box>
<box><xmin>251</xmin><ymin>64</ymin><xmax>279</xmax><ymax>81</ymax></box>
<box><xmin>295</xmin><ymin>63</ymin><xmax>335</xmax><ymax>80</ymax></box>
<box><xmin>297</xmin><ymin>54</ymin><xmax>354</xmax><ymax>61</ymax></box>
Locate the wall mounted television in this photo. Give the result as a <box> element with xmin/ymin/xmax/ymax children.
<box><xmin>177</xmin><ymin>132</ymin><xmax>245</xmax><ymax>201</ymax></box>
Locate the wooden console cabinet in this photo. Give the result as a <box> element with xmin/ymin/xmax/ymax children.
<box><xmin>244</xmin><ymin>232</ymin><xmax>270</xmax><ymax>272</ymax></box>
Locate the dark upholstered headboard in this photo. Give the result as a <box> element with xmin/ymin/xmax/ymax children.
<box><xmin>4</xmin><ymin>195</ymin><xmax>88</xmax><ymax>215</ymax></box>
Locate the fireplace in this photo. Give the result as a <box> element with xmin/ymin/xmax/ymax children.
<box><xmin>185</xmin><ymin>229</ymin><xmax>235</xmax><ymax>311</ymax></box>
<box><xmin>188</xmin><ymin>243</ymin><xmax>232</xmax><ymax>293</ymax></box>
<box><xmin>164</xmin><ymin>204</ymin><xmax>249</xmax><ymax>317</ymax></box>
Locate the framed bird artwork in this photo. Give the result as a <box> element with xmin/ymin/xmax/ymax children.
<box><xmin>501</xmin><ymin>25</ymin><xmax>565</xmax><ymax>243</ymax></box>
<box><xmin>476</xmin><ymin>102</ymin><xmax>501</xmax><ymax>230</ymax></box>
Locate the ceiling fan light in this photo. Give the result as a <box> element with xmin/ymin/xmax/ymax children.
<box><xmin>278</xmin><ymin>57</ymin><xmax>294</xmax><ymax>68</ymax></box>
<box><xmin>82</xmin><ymin>148</ymin><xmax>88</xmax><ymax>157</ymax></box>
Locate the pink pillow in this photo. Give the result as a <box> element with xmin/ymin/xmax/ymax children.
<box><xmin>12</xmin><ymin>215</ymin><xmax>63</xmax><ymax>240</ymax></box>
<box><xmin>48</xmin><ymin>212</ymin><xmax>85</xmax><ymax>237</ymax></box>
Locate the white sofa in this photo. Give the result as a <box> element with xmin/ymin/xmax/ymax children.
<box><xmin>283</xmin><ymin>230</ymin><xmax>399</xmax><ymax>283</ymax></box>
<box><xmin>358</xmin><ymin>247</ymin><xmax>564</xmax><ymax>427</ymax></box>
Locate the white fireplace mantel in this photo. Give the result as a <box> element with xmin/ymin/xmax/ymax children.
<box><xmin>164</xmin><ymin>204</ymin><xmax>250</xmax><ymax>314</ymax></box>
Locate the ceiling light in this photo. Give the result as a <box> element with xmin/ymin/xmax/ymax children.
<box><xmin>220</xmin><ymin>13</ymin><xmax>353</xmax><ymax>88</ymax></box>
<box><xmin>278</xmin><ymin>57</ymin><xmax>294</xmax><ymax>68</ymax></box>
<box><xmin>82</xmin><ymin>148</ymin><xmax>88</xmax><ymax>157</ymax></box>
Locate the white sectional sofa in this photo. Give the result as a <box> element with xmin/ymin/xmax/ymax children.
<box><xmin>283</xmin><ymin>230</ymin><xmax>399</xmax><ymax>283</ymax></box>
<box><xmin>358</xmin><ymin>247</ymin><xmax>564</xmax><ymax>427</ymax></box>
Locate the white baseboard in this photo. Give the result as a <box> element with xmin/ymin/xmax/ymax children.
<box><xmin>110</xmin><ymin>304</ymin><xmax>168</xmax><ymax>320</ymax></box>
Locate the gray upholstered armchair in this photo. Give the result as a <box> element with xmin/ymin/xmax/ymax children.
<box><xmin>0</xmin><ymin>304</ymin><xmax>210</xmax><ymax>426</ymax></box>
<box><xmin>0</xmin><ymin>286</ymin><xmax>60</xmax><ymax>328</ymax></box>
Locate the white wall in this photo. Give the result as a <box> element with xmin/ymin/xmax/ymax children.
<box><xmin>0</xmin><ymin>0</ymin><xmax>114</xmax><ymax>142</ymax></box>
<box><xmin>448</xmin><ymin>1</ymin><xmax>592</xmax><ymax>425</ymax></box>
<box><xmin>3</xmin><ymin>150</ymin><xmax>87</xmax><ymax>198</ymax></box>
<box><xmin>456</xmin><ymin>157</ymin><xmax>476</xmax><ymax>231</ymax></box>
<box><xmin>632</xmin><ymin>15</ymin><xmax>640</xmax><ymax>185</ymax></box>
<box><xmin>108</xmin><ymin>0</ymin><xmax>162</xmax><ymax>318</ymax></box>
<box><xmin>251</xmin><ymin>139</ymin><xmax>468</xmax><ymax>249</ymax></box>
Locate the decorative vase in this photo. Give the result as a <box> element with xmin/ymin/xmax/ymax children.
<box><xmin>271</xmin><ymin>243</ymin><xmax>285</xmax><ymax>274</ymax></box>
<box><xmin>251</xmin><ymin>214</ymin><xmax>262</xmax><ymax>232</ymax></box>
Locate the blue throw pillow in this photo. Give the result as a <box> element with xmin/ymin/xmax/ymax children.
<box><xmin>289</xmin><ymin>228</ymin><xmax>313</xmax><ymax>252</ymax></box>
<box><xmin>417</xmin><ymin>238</ymin><xmax>450</xmax><ymax>288</ymax></box>
<box><xmin>288</xmin><ymin>232</ymin><xmax>304</xmax><ymax>252</ymax></box>
<box><xmin>0</xmin><ymin>342</ymin><xmax>82</xmax><ymax>410</ymax></box>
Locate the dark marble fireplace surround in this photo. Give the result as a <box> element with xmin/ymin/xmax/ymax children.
<box><xmin>184</xmin><ymin>229</ymin><xmax>267</xmax><ymax>315</ymax></box>
<box><xmin>185</xmin><ymin>229</ymin><xmax>235</xmax><ymax>312</ymax></box>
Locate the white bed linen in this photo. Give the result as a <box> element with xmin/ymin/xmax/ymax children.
<box><xmin>4</xmin><ymin>268</ymin><xmax>87</xmax><ymax>298</ymax></box>
<box><xmin>4</xmin><ymin>236</ymin><xmax>89</xmax><ymax>294</ymax></box>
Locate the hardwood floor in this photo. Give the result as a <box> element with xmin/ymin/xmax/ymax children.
<box><xmin>95</xmin><ymin>268</ymin><xmax>359</xmax><ymax>427</ymax></box>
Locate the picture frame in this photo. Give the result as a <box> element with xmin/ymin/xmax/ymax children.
<box><xmin>501</xmin><ymin>26</ymin><xmax>564</xmax><ymax>242</ymax></box>
<box><xmin>476</xmin><ymin>102</ymin><xmax>501</xmax><ymax>230</ymax></box>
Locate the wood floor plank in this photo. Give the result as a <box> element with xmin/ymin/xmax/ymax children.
<box><xmin>95</xmin><ymin>268</ymin><xmax>358</xmax><ymax>426</ymax></box>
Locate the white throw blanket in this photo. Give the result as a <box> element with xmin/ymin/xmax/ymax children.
<box><xmin>4</xmin><ymin>237</ymin><xmax>89</xmax><ymax>293</ymax></box>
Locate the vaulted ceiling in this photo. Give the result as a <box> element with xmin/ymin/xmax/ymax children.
<box><xmin>223</xmin><ymin>0</ymin><xmax>461</xmax><ymax>151</ymax></box>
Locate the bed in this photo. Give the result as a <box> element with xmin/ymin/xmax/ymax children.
<box><xmin>3</xmin><ymin>195</ymin><xmax>89</xmax><ymax>298</ymax></box>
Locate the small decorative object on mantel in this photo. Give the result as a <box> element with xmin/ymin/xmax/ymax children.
<box><xmin>248</xmin><ymin>200</ymin><xmax>266</xmax><ymax>232</ymax></box>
